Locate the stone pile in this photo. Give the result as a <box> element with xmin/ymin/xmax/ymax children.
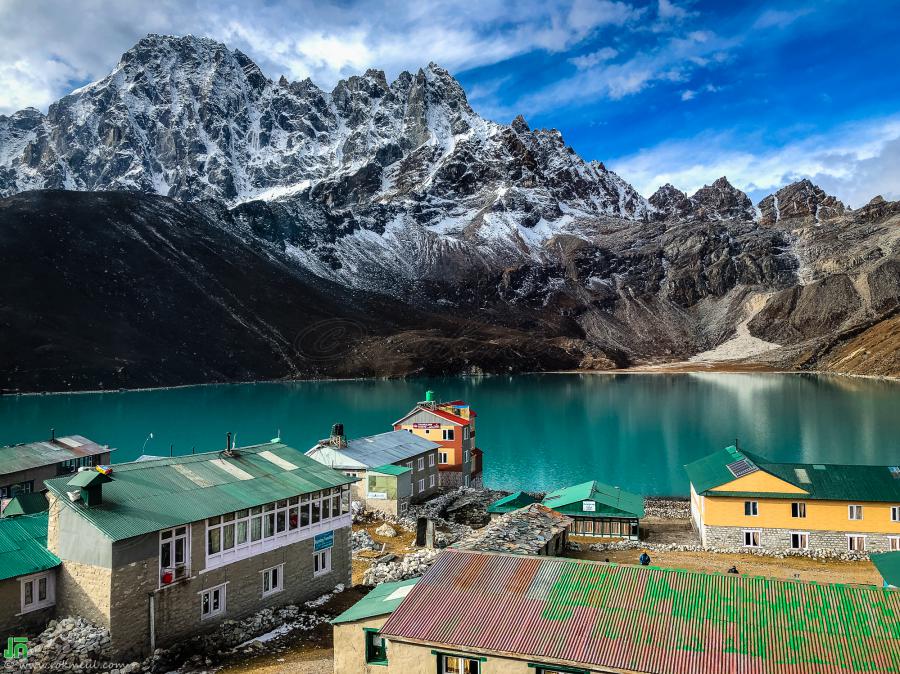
<box><xmin>4</xmin><ymin>616</ymin><xmax>120</xmax><ymax>674</ymax></box>
<box><xmin>375</xmin><ymin>523</ymin><xmax>398</xmax><ymax>538</ymax></box>
<box><xmin>586</xmin><ymin>539</ymin><xmax>872</xmax><ymax>562</ymax></box>
<box><xmin>351</xmin><ymin>529</ymin><xmax>378</xmax><ymax>554</ymax></box>
<box><xmin>362</xmin><ymin>548</ymin><xmax>440</xmax><ymax>586</ymax></box>
<box><xmin>644</xmin><ymin>498</ymin><xmax>690</xmax><ymax>519</ymax></box>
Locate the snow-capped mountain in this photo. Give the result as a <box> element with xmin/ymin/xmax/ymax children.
<box><xmin>1</xmin><ymin>34</ymin><xmax>899</xmax><ymax>390</ymax></box>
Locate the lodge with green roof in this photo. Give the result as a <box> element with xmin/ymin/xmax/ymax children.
<box><xmin>0</xmin><ymin>512</ymin><xmax>60</xmax><ymax>635</ymax></box>
<box><xmin>37</xmin><ymin>439</ymin><xmax>357</xmax><ymax>660</ymax></box>
<box><xmin>0</xmin><ymin>434</ymin><xmax>113</xmax><ymax>500</ymax></box>
<box><xmin>686</xmin><ymin>445</ymin><xmax>900</xmax><ymax>553</ymax></box>
<box><xmin>542</xmin><ymin>480</ymin><xmax>644</xmax><ymax>539</ymax></box>
<box><xmin>486</xmin><ymin>491</ymin><xmax>538</xmax><ymax>519</ymax></box>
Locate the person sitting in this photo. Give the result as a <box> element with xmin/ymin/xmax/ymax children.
<box><xmin>639</xmin><ymin>552</ymin><xmax>651</xmax><ymax>566</ymax></box>
<box><xmin>727</xmin><ymin>565</ymin><xmax>739</xmax><ymax>574</ymax></box>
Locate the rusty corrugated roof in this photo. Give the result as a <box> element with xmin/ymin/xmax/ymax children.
<box><xmin>381</xmin><ymin>549</ymin><xmax>900</xmax><ymax>673</ymax></box>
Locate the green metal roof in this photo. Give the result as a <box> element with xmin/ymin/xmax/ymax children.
<box><xmin>1</xmin><ymin>492</ymin><xmax>49</xmax><ymax>517</ymax></box>
<box><xmin>542</xmin><ymin>480</ymin><xmax>645</xmax><ymax>518</ymax></box>
<box><xmin>0</xmin><ymin>435</ymin><xmax>112</xmax><ymax>475</ymax></box>
<box><xmin>332</xmin><ymin>578</ymin><xmax>419</xmax><ymax>625</ymax></box>
<box><xmin>67</xmin><ymin>469</ymin><xmax>113</xmax><ymax>488</ymax></box>
<box><xmin>0</xmin><ymin>513</ymin><xmax>60</xmax><ymax>581</ymax></box>
<box><xmin>686</xmin><ymin>446</ymin><xmax>900</xmax><ymax>502</ymax></box>
<box><xmin>871</xmin><ymin>552</ymin><xmax>900</xmax><ymax>588</ymax></box>
<box><xmin>370</xmin><ymin>464</ymin><xmax>411</xmax><ymax>476</ymax></box>
<box><xmin>44</xmin><ymin>442</ymin><xmax>357</xmax><ymax>542</ymax></box>
<box><xmin>486</xmin><ymin>491</ymin><xmax>538</xmax><ymax>514</ymax></box>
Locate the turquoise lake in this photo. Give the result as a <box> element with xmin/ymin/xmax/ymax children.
<box><xmin>1</xmin><ymin>373</ymin><xmax>898</xmax><ymax>496</ymax></box>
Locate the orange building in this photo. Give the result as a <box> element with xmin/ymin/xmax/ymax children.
<box><xmin>393</xmin><ymin>392</ymin><xmax>482</xmax><ymax>488</ymax></box>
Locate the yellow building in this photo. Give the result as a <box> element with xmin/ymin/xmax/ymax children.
<box><xmin>686</xmin><ymin>445</ymin><xmax>900</xmax><ymax>553</ymax></box>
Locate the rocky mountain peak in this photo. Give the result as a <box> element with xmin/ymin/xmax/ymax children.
<box><xmin>511</xmin><ymin>114</ymin><xmax>530</xmax><ymax>134</ymax></box>
<box><xmin>688</xmin><ymin>176</ymin><xmax>755</xmax><ymax>221</ymax></box>
<box><xmin>757</xmin><ymin>179</ymin><xmax>845</xmax><ymax>226</ymax></box>
<box><xmin>649</xmin><ymin>183</ymin><xmax>691</xmax><ymax>219</ymax></box>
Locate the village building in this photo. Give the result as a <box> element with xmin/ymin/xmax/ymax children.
<box><xmin>363</xmin><ymin>465</ymin><xmax>413</xmax><ymax>517</ymax></box>
<box><xmin>542</xmin><ymin>480</ymin><xmax>644</xmax><ymax>539</ymax></box>
<box><xmin>335</xmin><ymin>548</ymin><xmax>900</xmax><ymax>674</ymax></box>
<box><xmin>453</xmin><ymin>503</ymin><xmax>571</xmax><ymax>557</ymax></box>
<box><xmin>0</xmin><ymin>513</ymin><xmax>61</xmax><ymax>636</ymax></box>
<box><xmin>871</xmin><ymin>551</ymin><xmax>900</xmax><ymax>588</ymax></box>
<box><xmin>485</xmin><ymin>491</ymin><xmax>538</xmax><ymax>520</ymax></box>
<box><xmin>1</xmin><ymin>491</ymin><xmax>49</xmax><ymax>517</ymax></box>
<box><xmin>0</xmin><ymin>434</ymin><xmax>113</xmax><ymax>500</ymax></box>
<box><xmin>39</xmin><ymin>440</ymin><xmax>355</xmax><ymax>659</ymax></box>
<box><xmin>393</xmin><ymin>392</ymin><xmax>483</xmax><ymax>488</ymax></box>
<box><xmin>306</xmin><ymin>427</ymin><xmax>440</xmax><ymax>511</ymax></box>
<box><xmin>686</xmin><ymin>445</ymin><xmax>900</xmax><ymax>553</ymax></box>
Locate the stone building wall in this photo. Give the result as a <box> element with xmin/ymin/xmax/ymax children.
<box><xmin>107</xmin><ymin>524</ymin><xmax>353</xmax><ymax>660</ymax></box>
<box><xmin>0</xmin><ymin>576</ymin><xmax>56</xmax><ymax>637</ymax></box>
<box><xmin>703</xmin><ymin>524</ymin><xmax>897</xmax><ymax>553</ymax></box>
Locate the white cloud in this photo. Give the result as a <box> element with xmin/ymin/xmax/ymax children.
<box><xmin>753</xmin><ymin>8</ymin><xmax>813</xmax><ymax>30</ymax></box>
<box><xmin>570</xmin><ymin>46</ymin><xmax>618</xmax><ymax>69</ymax></box>
<box><xmin>608</xmin><ymin>116</ymin><xmax>900</xmax><ymax>206</ymax></box>
<box><xmin>658</xmin><ymin>0</ymin><xmax>690</xmax><ymax>21</ymax></box>
<box><xmin>680</xmin><ymin>89</ymin><xmax>695</xmax><ymax>100</ymax></box>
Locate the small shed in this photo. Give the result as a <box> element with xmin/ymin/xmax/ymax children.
<box><xmin>871</xmin><ymin>552</ymin><xmax>900</xmax><ymax>589</ymax></box>
<box><xmin>486</xmin><ymin>491</ymin><xmax>538</xmax><ymax>520</ymax></box>
<box><xmin>365</xmin><ymin>464</ymin><xmax>412</xmax><ymax>517</ymax></box>
<box><xmin>542</xmin><ymin>480</ymin><xmax>644</xmax><ymax>539</ymax></box>
<box><xmin>0</xmin><ymin>512</ymin><xmax>60</xmax><ymax>635</ymax></box>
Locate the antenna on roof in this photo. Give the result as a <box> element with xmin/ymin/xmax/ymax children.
<box><xmin>735</xmin><ymin>437</ymin><xmax>739</xmax><ymax>450</ymax></box>
<box><xmin>50</xmin><ymin>428</ymin><xmax>56</xmax><ymax>442</ymax></box>
<box><xmin>141</xmin><ymin>433</ymin><xmax>153</xmax><ymax>452</ymax></box>
<box><xmin>169</xmin><ymin>444</ymin><xmax>174</xmax><ymax>457</ymax></box>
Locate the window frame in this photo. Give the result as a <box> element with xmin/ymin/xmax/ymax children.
<box><xmin>848</xmin><ymin>504</ymin><xmax>863</xmax><ymax>521</ymax></box>
<box><xmin>429</xmin><ymin>453</ymin><xmax>436</xmax><ymax>467</ymax></box>
<box><xmin>888</xmin><ymin>535</ymin><xmax>900</xmax><ymax>551</ymax></box>
<box><xmin>438</xmin><ymin>653</ymin><xmax>481</xmax><ymax>673</ymax></box>
<box><xmin>261</xmin><ymin>563</ymin><xmax>284</xmax><ymax>597</ymax></box>
<box><xmin>442</xmin><ymin>428</ymin><xmax>455</xmax><ymax>441</ymax></box>
<box><xmin>313</xmin><ymin>548</ymin><xmax>332</xmax><ymax>576</ymax></box>
<box><xmin>159</xmin><ymin>525</ymin><xmax>190</xmax><ymax>587</ymax></box>
<box><xmin>847</xmin><ymin>534</ymin><xmax>867</xmax><ymax>552</ymax></box>
<box><xmin>364</xmin><ymin>628</ymin><xmax>388</xmax><ymax>665</ymax></box>
<box><xmin>418</xmin><ymin>457</ymin><xmax>425</xmax><ymax>471</ymax></box>
<box><xmin>744</xmin><ymin>501</ymin><xmax>758</xmax><ymax>517</ymax></box>
<box><xmin>789</xmin><ymin>531</ymin><xmax>809</xmax><ymax>550</ymax></box>
<box><xmin>429</xmin><ymin>474</ymin><xmax>436</xmax><ymax>488</ymax></box>
<box><xmin>438</xmin><ymin>451</ymin><xmax>449</xmax><ymax>465</ymax></box>
<box><xmin>790</xmin><ymin>502</ymin><xmax>806</xmax><ymax>519</ymax></box>
<box><xmin>742</xmin><ymin>529</ymin><xmax>761</xmax><ymax>548</ymax></box>
<box><xmin>20</xmin><ymin>571</ymin><xmax>55</xmax><ymax>614</ymax></box>
<box><xmin>199</xmin><ymin>583</ymin><xmax>227</xmax><ymax>620</ymax></box>
<box><xmin>418</xmin><ymin>478</ymin><xmax>425</xmax><ymax>494</ymax></box>
<box><xmin>891</xmin><ymin>505</ymin><xmax>900</xmax><ymax>522</ymax></box>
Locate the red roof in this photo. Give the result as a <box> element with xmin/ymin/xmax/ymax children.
<box><xmin>393</xmin><ymin>405</ymin><xmax>469</xmax><ymax>426</ymax></box>
<box><xmin>381</xmin><ymin>549</ymin><xmax>900</xmax><ymax>674</ymax></box>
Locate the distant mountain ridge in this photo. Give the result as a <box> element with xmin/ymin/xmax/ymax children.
<box><xmin>1</xmin><ymin>34</ymin><xmax>899</xmax><ymax>390</ymax></box>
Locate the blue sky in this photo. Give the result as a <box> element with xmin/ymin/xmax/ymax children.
<box><xmin>1</xmin><ymin>0</ymin><xmax>899</xmax><ymax>205</ymax></box>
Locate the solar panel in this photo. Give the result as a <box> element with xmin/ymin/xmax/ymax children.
<box><xmin>794</xmin><ymin>468</ymin><xmax>811</xmax><ymax>484</ymax></box>
<box><xmin>813</xmin><ymin>464</ymin><xmax>827</xmax><ymax>470</ymax></box>
<box><xmin>726</xmin><ymin>459</ymin><xmax>756</xmax><ymax>478</ymax></box>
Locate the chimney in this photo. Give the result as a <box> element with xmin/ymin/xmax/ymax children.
<box><xmin>66</xmin><ymin>468</ymin><xmax>112</xmax><ymax>507</ymax></box>
<box><xmin>226</xmin><ymin>432</ymin><xmax>232</xmax><ymax>451</ymax></box>
<box><xmin>330</xmin><ymin>423</ymin><xmax>347</xmax><ymax>448</ymax></box>
<box><xmin>50</xmin><ymin>428</ymin><xmax>56</xmax><ymax>442</ymax></box>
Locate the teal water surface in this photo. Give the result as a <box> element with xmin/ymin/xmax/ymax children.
<box><xmin>1</xmin><ymin>373</ymin><xmax>898</xmax><ymax>496</ymax></box>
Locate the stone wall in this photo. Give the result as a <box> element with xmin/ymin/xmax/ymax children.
<box><xmin>703</xmin><ymin>524</ymin><xmax>898</xmax><ymax>553</ymax></box>
<box><xmin>107</xmin><ymin>524</ymin><xmax>353</xmax><ymax>660</ymax></box>
<box><xmin>55</xmin><ymin>559</ymin><xmax>112</xmax><ymax>628</ymax></box>
<box><xmin>333</xmin><ymin>615</ymin><xmax>388</xmax><ymax>674</ymax></box>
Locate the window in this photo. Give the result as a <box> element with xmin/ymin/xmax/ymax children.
<box><xmin>200</xmin><ymin>583</ymin><xmax>226</xmax><ymax>619</ymax></box>
<box><xmin>888</xmin><ymin>536</ymin><xmax>900</xmax><ymax>551</ymax></box>
<box><xmin>58</xmin><ymin>455</ymin><xmax>98</xmax><ymax>474</ymax></box>
<box><xmin>429</xmin><ymin>453</ymin><xmax>436</xmax><ymax>467</ymax></box>
<box><xmin>160</xmin><ymin>525</ymin><xmax>189</xmax><ymax>585</ymax></box>
<box><xmin>790</xmin><ymin>532</ymin><xmax>809</xmax><ymax>550</ymax></box>
<box><xmin>314</xmin><ymin>548</ymin><xmax>332</xmax><ymax>576</ymax></box>
<box><xmin>262</xmin><ymin>564</ymin><xmax>284</xmax><ymax>597</ymax></box>
<box><xmin>743</xmin><ymin>530</ymin><xmax>760</xmax><ymax>548</ymax></box>
<box><xmin>847</xmin><ymin>535</ymin><xmax>866</xmax><ymax>552</ymax></box>
<box><xmin>429</xmin><ymin>475</ymin><xmax>436</xmax><ymax>488</ymax></box>
<box><xmin>418</xmin><ymin>478</ymin><xmax>425</xmax><ymax>494</ymax></box>
<box><xmin>744</xmin><ymin>501</ymin><xmax>758</xmax><ymax>516</ymax></box>
<box><xmin>791</xmin><ymin>502</ymin><xmax>806</xmax><ymax>518</ymax></box>
<box><xmin>891</xmin><ymin>506</ymin><xmax>900</xmax><ymax>522</ymax></box>
<box><xmin>439</xmin><ymin>655</ymin><xmax>480</xmax><ymax>673</ymax></box>
<box><xmin>406</xmin><ymin>461</ymin><xmax>413</xmax><ymax>470</ymax></box>
<box><xmin>418</xmin><ymin>457</ymin><xmax>425</xmax><ymax>471</ymax></box>
<box><xmin>399</xmin><ymin>501</ymin><xmax>408</xmax><ymax>514</ymax></box>
<box><xmin>439</xmin><ymin>452</ymin><xmax>449</xmax><ymax>465</ymax></box>
<box><xmin>20</xmin><ymin>572</ymin><xmax>55</xmax><ymax>614</ymax></box>
<box><xmin>848</xmin><ymin>505</ymin><xmax>863</xmax><ymax>520</ymax></box>
<box><xmin>344</xmin><ymin>471</ymin><xmax>358</xmax><ymax>477</ymax></box>
<box><xmin>533</xmin><ymin>668</ymin><xmax>587</xmax><ymax>674</ymax></box>
<box><xmin>0</xmin><ymin>481</ymin><xmax>33</xmax><ymax>499</ymax></box>
<box><xmin>205</xmin><ymin>486</ymin><xmax>350</xmax><ymax>569</ymax></box>
<box><xmin>463</xmin><ymin>427</ymin><xmax>470</xmax><ymax>440</ymax></box>
<box><xmin>442</xmin><ymin>429</ymin><xmax>455</xmax><ymax>441</ymax></box>
<box><xmin>365</xmin><ymin>630</ymin><xmax>387</xmax><ymax>664</ymax></box>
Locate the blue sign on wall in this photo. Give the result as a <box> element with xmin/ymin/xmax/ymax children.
<box><xmin>314</xmin><ymin>530</ymin><xmax>334</xmax><ymax>551</ymax></box>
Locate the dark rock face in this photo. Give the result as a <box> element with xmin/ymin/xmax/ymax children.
<box><xmin>649</xmin><ymin>184</ymin><xmax>691</xmax><ymax>219</ymax></box>
<box><xmin>758</xmin><ymin>179</ymin><xmax>845</xmax><ymax>226</ymax></box>
<box><xmin>687</xmin><ymin>177</ymin><xmax>756</xmax><ymax>221</ymax></box>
